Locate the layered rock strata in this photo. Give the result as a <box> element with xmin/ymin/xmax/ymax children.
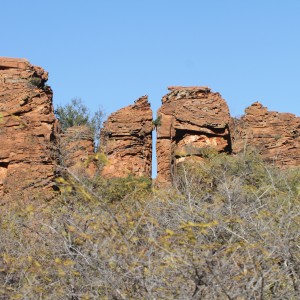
<box><xmin>0</xmin><ymin>57</ymin><xmax>56</xmax><ymax>201</ymax></box>
<box><xmin>58</xmin><ymin>125</ymin><xmax>96</xmax><ymax>178</ymax></box>
<box><xmin>1</xmin><ymin>56</ymin><xmax>299</xmax><ymax>198</ymax></box>
<box><xmin>156</xmin><ymin>86</ymin><xmax>232</xmax><ymax>184</ymax></box>
<box><xmin>100</xmin><ymin>96</ymin><xmax>153</xmax><ymax>178</ymax></box>
<box><xmin>232</xmin><ymin>102</ymin><xmax>300</xmax><ymax>166</ymax></box>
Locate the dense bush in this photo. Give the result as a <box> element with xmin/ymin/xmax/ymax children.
<box><xmin>0</xmin><ymin>151</ymin><xmax>299</xmax><ymax>299</ymax></box>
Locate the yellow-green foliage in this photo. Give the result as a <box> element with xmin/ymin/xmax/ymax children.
<box><xmin>94</xmin><ymin>175</ymin><xmax>152</xmax><ymax>202</ymax></box>
<box><xmin>1</xmin><ymin>151</ymin><xmax>299</xmax><ymax>299</ymax></box>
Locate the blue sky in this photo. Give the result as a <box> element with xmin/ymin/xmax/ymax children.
<box><xmin>1</xmin><ymin>1</ymin><xmax>300</xmax><ymax>175</ymax></box>
<box><xmin>1</xmin><ymin>0</ymin><xmax>300</xmax><ymax>117</ymax></box>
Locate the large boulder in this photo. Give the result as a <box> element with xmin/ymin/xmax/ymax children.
<box><xmin>156</xmin><ymin>86</ymin><xmax>232</xmax><ymax>184</ymax></box>
<box><xmin>0</xmin><ymin>57</ymin><xmax>57</xmax><ymax>201</ymax></box>
<box><xmin>100</xmin><ymin>96</ymin><xmax>153</xmax><ymax>178</ymax></box>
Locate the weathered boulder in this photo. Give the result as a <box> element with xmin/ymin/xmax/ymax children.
<box><xmin>58</xmin><ymin>125</ymin><xmax>96</xmax><ymax>178</ymax></box>
<box><xmin>231</xmin><ymin>102</ymin><xmax>300</xmax><ymax>166</ymax></box>
<box><xmin>100</xmin><ymin>96</ymin><xmax>153</xmax><ymax>178</ymax></box>
<box><xmin>0</xmin><ymin>57</ymin><xmax>56</xmax><ymax>201</ymax></box>
<box><xmin>156</xmin><ymin>86</ymin><xmax>232</xmax><ymax>184</ymax></box>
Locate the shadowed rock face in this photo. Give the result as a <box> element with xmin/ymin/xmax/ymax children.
<box><xmin>100</xmin><ymin>96</ymin><xmax>153</xmax><ymax>178</ymax></box>
<box><xmin>0</xmin><ymin>57</ymin><xmax>56</xmax><ymax>201</ymax></box>
<box><xmin>156</xmin><ymin>86</ymin><xmax>232</xmax><ymax>184</ymax></box>
<box><xmin>231</xmin><ymin>102</ymin><xmax>300</xmax><ymax>166</ymax></box>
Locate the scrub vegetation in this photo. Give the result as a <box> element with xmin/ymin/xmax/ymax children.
<box><xmin>1</xmin><ymin>150</ymin><xmax>299</xmax><ymax>299</ymax></box>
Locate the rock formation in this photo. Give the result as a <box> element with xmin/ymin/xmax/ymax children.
<box><xmin>100</xmin><ymin>96</ymin><xmax>153</xmax><ymax>178</ymax></box>
<box><xmin>1</xmin><ymin>56</ymin><xmax>299</xmax><ymax>199</ymax></box>
<box><xmin>231</xmin><ymin>102</ymin><xmax>300</xmax><ymax>166</ymax></box>
<box><xmin>156</xmin><ymin>86</ymin><xmax>232</xmax><ymax>184</ymax></box>
<box><xmin>58</xmin><ymin>125</ymin><xmax>96</xmax><ymax>178</ymax></box>
<box><xmin>0</xmin><ymin>57</ymin><xmax>56</xmax><ymax>201</ymax></box>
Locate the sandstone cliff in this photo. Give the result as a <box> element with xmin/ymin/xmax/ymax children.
<box><xmin>100</xmin><ymin>96</ymin><xmax>153</xmax><ymax>178</ymax></box>
<box><xmin>0</xmin><ymin>57</ymin><xmax>56</xmax><ymax>201</ymax></box>
<box><xmin>232</xmin><ymin>102</ymin><xmax>300</xmax><ymax>166</ymax></box>
<box><xmin>1</xmin><ymin>56</ymin><xmax>299</xmax><ymax>199</ymax></box>
<box><xmin>156</xmin><ymin>86</ymin><xmax>232</xmax><ymax>184</ymax></box>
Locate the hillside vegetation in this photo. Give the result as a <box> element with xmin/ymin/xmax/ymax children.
<box><xmin>1</xmin><ymin>151</ymin><xmax>300</xmax><ymax>299</ymax></box>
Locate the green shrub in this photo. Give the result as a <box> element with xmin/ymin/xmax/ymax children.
<box><xmin>94</xmin><ymin>175</ymin><xmax>152</xmax><ymax>202</ymax></box>
<box><xmin>152</xmin><ymin>115</ymin><xmax>162</xmax><ymax>126</ymax></box>
<box><xmin>27</xmin><ymin>76</ymin><xmax>42</xmax><ymax>88</ymax></box>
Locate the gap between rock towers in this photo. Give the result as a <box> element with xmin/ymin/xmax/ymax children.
<box><xmin>1</xmin><ymin>57</ymin><xmax>300</xmax><ymax>201</ymax></box>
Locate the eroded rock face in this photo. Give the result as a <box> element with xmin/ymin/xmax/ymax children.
<box><xmin>156</xmin><ymin>86</ymin><xmax>232</xmax><ymax>184</ymax></box>
<box><xmin>1</xmin><ymin>56</ymin><xmax>298</xmax><ymax>198</ymax></box>
<box><xmin>0</xmin><ymin>57</ymin><xmax>56</xmax><ymax>201</ymax></box>
<box><xmin>232</xmin><ymin>102</ymin><xmax>300</xmax><ymax>166</ymax></box>
<box><xmin>100</xmin><ymin>96</ymin><xmax>153</xmax><ymax>178</ymax></box>
<box><xmin>58</xmin><ymin>125</ymin><xmax>96</xmax><ymax>178</ymax></box>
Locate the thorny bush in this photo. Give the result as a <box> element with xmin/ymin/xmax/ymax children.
<box><xmin>0</xmin><ymin>151</ymin><xmax>299</xmax><ymax>299</ymax></box>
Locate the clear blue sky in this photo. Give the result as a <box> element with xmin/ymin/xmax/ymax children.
<box><xmin>1</xmin><ymin>1</ymin><xmax>300</xmax><ymax>176</ymax></box>
<box><xmin>1</xmin><ymin>0</ymin><xmax>300</xmax><ymax>117</ymax></box>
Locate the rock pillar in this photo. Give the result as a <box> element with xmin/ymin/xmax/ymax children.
<box><xmin>156</xmin><ymin>86</ymin><xmax>231</xmax><ymax>184</ymax></box>
<box><xmin>0</xmin><ymin>57</ymin><xmax>57</xmax><ymax>201</ymax></box>
<box><xmin>100</xmin><ymin>96</ymin><xmax>153</xmax><ymax>178</ymax></box>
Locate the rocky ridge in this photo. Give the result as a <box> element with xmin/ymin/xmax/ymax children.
<box><xmin>232</xmin><ymin>102</ymin><xmax>300</xmax><ymax>166</ymax></box>
<box><xmin>0</xmin><ymin>57</ymin><xmax>299</xmax><ymax>198</ymax></box>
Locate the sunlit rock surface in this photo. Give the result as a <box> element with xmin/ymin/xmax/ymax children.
<box><xmin>0</xmin><ymin>57</ymin><xmax>57</xmax><ymax>201</ymax></box>
<box><xmin>156</xmin><ymin>86</ymin><xmax>232</xmax><ymax>184</ymax></box>
<box><xmin>100</xmin><ymin>96</ymin><xmax>153</xmax><ymax>178</ymax></box>
<box><xmin>231</xmin><ymin>102</ymin><xmax>300</xmax><ymax>166</ymax></box>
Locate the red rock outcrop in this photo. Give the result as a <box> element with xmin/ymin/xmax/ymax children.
<box><xmin>231</xmin><ymin>102</ymin><xmax>300</xmax><ymax>166</ymax></box>
<box><xmin>0</xmin><ymin>57</ymin><xmax>56</xmax><ymax>201</ymax></box>
<box><xmin>100</xmin><ymin>96</ymin><xmax>153</xmax><ymax>178</ymax></box>
<box><xmin>156</xmin><ymin>86</ymin><xmax>232</xmax><ymax>184</ymax></box>
<box><xmin>1</xmin><ymin>57</ymin><xmax>299</xmax><ymax>198</ymax></box>
<box><xmin>58</xmin><ymin>125</ymin><xmax>96</xmax><ymax>177</ymax></box>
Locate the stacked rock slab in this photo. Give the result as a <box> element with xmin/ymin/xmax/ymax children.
<box><xmin>59</xmin><ymin>125</ymin><xmax>96</xmax><ymax>177</ymax></box>
<box><xmin>0</xmin><ymin>57</ymin><xmax>56</xmax><ymax>201</ymax></box>
<box><xmin>232</xmin><ymin>102</ymin><xmax>300</xmax><ymax>166</ymax></box>
<box><xmin>156</xmin><ymin>86</ymin><xmax>232</xmax><ymax>184</ymax></box>
<box><xmin>100</xmin><ymin>96</ymin><xmax>153</xmax><ymax>178</ymax></box>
